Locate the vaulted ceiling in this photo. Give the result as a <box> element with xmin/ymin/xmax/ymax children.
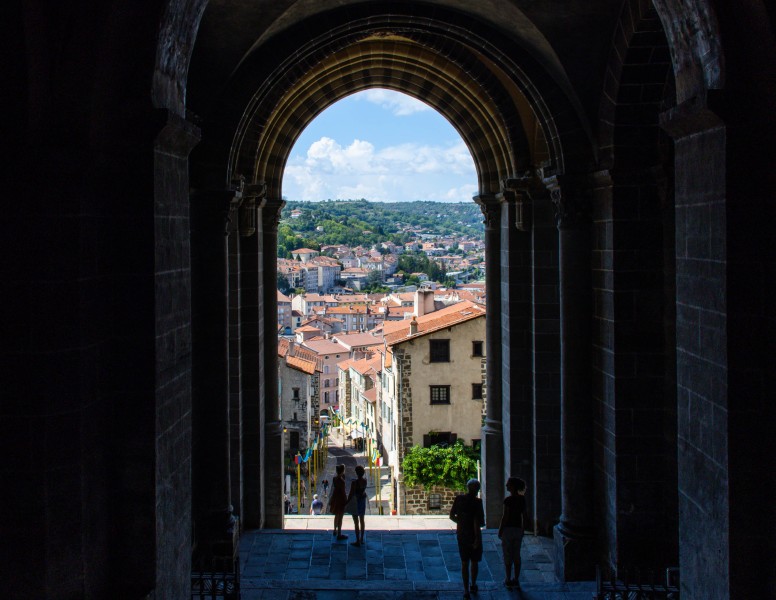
<box><xmin>187</xmin><ymin>1</ymin><xmax>625</xmax><ymax>191</ymax></box>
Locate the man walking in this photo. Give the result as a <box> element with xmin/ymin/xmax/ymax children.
<box><xmin>310</xmin><ymin>493</ymin><xmax>324</xmax><ymax>515</ymax></box>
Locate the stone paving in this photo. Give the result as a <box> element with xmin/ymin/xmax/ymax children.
<box><xmin>236</xmin><ymin>517</ymin><xmax>596</xmax><ymax>599</ymax></box>
<box><xmin>256</xmin><ymin>431</ymin><xmax>596</xmax><ymax>599</ymax></box>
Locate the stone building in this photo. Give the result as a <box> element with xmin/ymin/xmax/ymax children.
<box><xmin>4</xmin><ymin>2</ymin><xmax>776</xmax><ymax>599</ymax></box>
<box><xmin>299</xmin><ymin>337</ymin><xmax>347</xmax><ymax>416</ymax></box>
<box><xmin>277</xmin><ymin>339</ymin><xmax>322</xmax><ymax>453</ymax></box>
<box><xmin>382</xmin><ymin>301</ymin><xmax>487</xmax><ymax>514</ymax></box>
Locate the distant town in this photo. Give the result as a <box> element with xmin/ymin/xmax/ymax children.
<box><xmin>277</xmin><ymin>199</ymin><xmax>486</xmax><ymax>295</ymax></box>
<box><xmin>277</xmin><ymin>200</ymin><xmax>487</xmax><ymax>514</ymax></box>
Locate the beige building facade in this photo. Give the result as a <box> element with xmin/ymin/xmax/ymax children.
<box><xmin>381</xmin><ymin>301</ymin><xmax>486</xmax><ymax>514</ymax></box>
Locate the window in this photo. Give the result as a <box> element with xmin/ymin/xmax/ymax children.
<box><xmin>472</xmin><ymin>383</ymin><xmax>483</xmax><ymax>400</ymax></box>
<box><xmin>324</xmin><ymin>365</ymin><xmax>330</xmax><ymax>374</ymax></box>
<box><xmin>324</xmin><ymin>391</ymin><xmax>330</xmax><ymax>403</ymax></box>
<box><xmin>324</xmin><ymin>380</ymin><xmax>330</xmax><ymax>388</ymax></box>
<box><xmin>292</xmin><ymin>388</ymin><xmax>300</xmax><ymax>400</ymax></box>
<box><xmin>428</xmin><ymin>493</ymin><xmax>442</xmax><ymax>510</ymax></box>
<box><xmin>472</xmin><ymin>340</ymin><xmax>484</xmax><ymax>357</ymax></box>
<box><xmin>430</xmin><ymin>385</ymin><xmax>451</xmax><ymax>405</ymax></box>
<box><xmin>430</xmin><ymin>339</ymin><xmax>450</xmax><ymax>362</ymax></box>
<box><xmin>423</xmin><ymin>431</ymin><xmax>457</xmax><ymax>447</ymax></box>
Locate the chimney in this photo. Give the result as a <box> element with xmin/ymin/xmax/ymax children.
<box><xmin>414</xmin><ymin>288</ymin><xmax>435</xmax><ymax>317</ymax></box>
<box><xmin>409</xmin><ymin>317</ymin><xmax>418</xmax><ymax>335</ymax></box>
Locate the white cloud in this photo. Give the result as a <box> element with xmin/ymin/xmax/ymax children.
<box><xmin>356</xmin><ymin>89</ymin><xmax>431</xmax><ymax>116</ymax></box>
<box><xmin>283</xmin><ymin>135</ymin><xmax>476</xmax><ymax>203</ymax></box>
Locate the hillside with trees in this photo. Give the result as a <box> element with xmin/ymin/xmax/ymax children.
<box><xmin>277</xmin><ymin>199</ymin><xmax>483</xmax><ymax>256</ymax></box>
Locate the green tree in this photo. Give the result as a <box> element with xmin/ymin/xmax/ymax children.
<box><xmin>366</xmin><ymin>270</ymin><xmax>383</xmax><ymax>287</ymax></box>
<box><xmin>277</xmin><ymin>274</ymin><xmax>292</xmax><ymax>295</ymax></box>
<box><xmin>401</xmin><ymin>441</ymin><xmax>479</xmax><ymax>491</ymax></box>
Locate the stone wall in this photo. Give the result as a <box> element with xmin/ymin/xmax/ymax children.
<box><xmin>401</xmin><ymin>484</ymin><xmax>465</xmax><ymax>516</ymax></box>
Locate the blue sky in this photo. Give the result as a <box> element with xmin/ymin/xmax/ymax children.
<box><xmin>282</xmin><ymin>89</ymin><xmax>477</xmax><ymax>203</ymax></box>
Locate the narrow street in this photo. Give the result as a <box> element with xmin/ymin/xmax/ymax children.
<box><xmin>284</xmin><ymin>426</ymin><xmax>393</xmax><ymax>519</ymax></box>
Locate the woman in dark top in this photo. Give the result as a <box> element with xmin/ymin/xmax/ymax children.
<box><xmin>347</xmin><ymin>464</ymin><xmax>368</xmax><ymax>546</ymax></box>
<box><xmin>329</xmin><ymin>464</ymin><xmax>348</xmax><ymax>540</ymax></box>
<box><xmin>498</xmin><ymin>476</ymin><xmax>529</xmax><ymax>588</ymax></box>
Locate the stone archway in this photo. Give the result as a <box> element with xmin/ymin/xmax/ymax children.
<box><xmin>8</xmin><ymin>0</ymin><xmax>776</xmax><ymax>598</ymax></box>
<box><xmin>187</xmin><ymin>3</ymin><xmax>598</xmax><ymax>542</ymax></box>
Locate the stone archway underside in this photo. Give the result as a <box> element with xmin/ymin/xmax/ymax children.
<box><xmin>228</xmin><ymin>23</ymin><xmax>563</xmax><ymax>196</ymax></box>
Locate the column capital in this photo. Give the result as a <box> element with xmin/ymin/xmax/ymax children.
<box><xmin>473</xmin><ymin>193</ymin><xmax>501</xmax><ymax>229</ymax></box>
<box><xmin>501</xmin><ymin>172</ymin><xmax>536</xmax><ymax>232</ymax></box>
<box><xmin>261</xmin><ymin>197</ymin><xmax>286</xmax><ymax>232</ymax></box>
<box><xmin>228</xmin><ymin>177</ymin><xmax>267</xmax><ymax>237</ymax></box>
<box><xmin>541</xmin><ymin>174</ymin><xmax>591</xmax><ymax>230</ymax></box>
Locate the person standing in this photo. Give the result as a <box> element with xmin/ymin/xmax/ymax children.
<box><xmin>300</xmin><ymin>477</ymin><xmax>307</xmax><ymax>508</ymax></box>
<box><xmin>347</xmin><ymin>465</ymin><xmax>368</xmax><ymax>546</ymax></box>
<box><xmin>498</xmin><ymin>477</ymin><xmax>529</xmax><ymax>588</ymax></box>
<box><xmin>322</xmin><ymin>478</ymin><xmax>329</xmax><ymax>496</ymax></box>
<box><xmin>284</xmin><ymin>494</ymin><xmax>291</xmax><ymax>515</ymax></box>
<box><xmin>310</xmin><ymin>493</ymin><xmax>324</xmax><ymax>515</ymax></box>
<box><xmin>329</xmin><ymin>464</ymin><xmax>348</xmax><ymax>540</ymax></box>
<box><xmin>449</xmin><ymin>479</ymin><xmax>485</xmax><ymax>599</ymax></box>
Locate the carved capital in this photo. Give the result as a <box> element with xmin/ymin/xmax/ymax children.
<box><xmin>225</xmin><ymin>177</ymin><xmax>267</xmax><ymax>237</ymax></box>
<box><xmin>474</xmin><ymin>193</ymin><xmax>501</xmax><ymax>230</ymax></box>
<box><xmin>262</xmin><ymin>197</ymin><xmax>286</xmax><ymax>232</ymax></box>
<box><xmin>543</xmin><ymin>175</ymin><xmax>590</xmax><ymax>230</ymax></box>
<box><xmin>501</xmin><ymin>172</ymin><xmax>535</xmax><ymax>232</ymax></box>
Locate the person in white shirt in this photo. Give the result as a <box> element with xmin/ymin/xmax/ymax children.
<box><xmin>310</xmin><ymin>493</ymin><xmax>324</xmax><ymax>515</ymax></box>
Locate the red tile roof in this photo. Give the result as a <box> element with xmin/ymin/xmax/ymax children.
<box><xmin>384</xmin><ymin>300</ymin><xmax>485</xmax><ymax>346</ymax></box>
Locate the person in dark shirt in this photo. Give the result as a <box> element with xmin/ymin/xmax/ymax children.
<box><xmin>498</xmin><ymin>476</ymin><xmax>529</xmax><ymax>588</ymax></box>
<box><xmin>347</xmin><ymin>464</ymin><xmax>368</xmax><ymax>546</ymax></box>
<box><xmin>449</xmin><ymin>478</ymin><xmax>485</xmax><ymax>599</ymax></box>
<box><xmin>329</xmin><ymin>464</ymin><xmax>348</xmax><ymax>540</ymax></box>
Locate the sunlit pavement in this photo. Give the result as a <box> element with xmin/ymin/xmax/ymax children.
<box><xmin>238</xmin><ymin>517</ymin><xmax>595</xmax><ymax>599</ymax></box>
<box><xmin>260</xmin><ymin>431</ymin><xmax>595</xmax><ymax>598</ymax></box>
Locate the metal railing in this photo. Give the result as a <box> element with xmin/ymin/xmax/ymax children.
<box><xmin>191</xmin><ymin>555</ymin><xmax>239</xmax><ymax>600</ymax></box>
<box><xmin>191</xmin><ymin>515</ymin><xmax>240</xmax><ymax>599</ymax></box>
<box><xmin>595</xmin><ymin>565</ymin><xmax>680</xmax><ymax>599</ymax></box>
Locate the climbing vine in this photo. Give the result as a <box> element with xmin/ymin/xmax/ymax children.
<box><xmin>401</xmin><ymin>441</ymin><xmax>479</xmax><ymax>490</ymax></box>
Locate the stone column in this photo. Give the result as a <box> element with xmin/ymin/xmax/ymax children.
<box><xmin>474</xmin><ymin>193</ymin><xmax>504</xmax><ymax>527</ymax></box>
<box><xmin>499</xmin><ymin>179</ymin><xmax>534</xmax><ymax>491</ymax></box>
<box><xmin>190</xmin><ymin>188</ymin><xmax>240</xmax><ymax>531</ymax></box>
<box><xmin>261</xmin><ymin>197</ymin><xmax>285</xmax><ymax>528</ymax></box>
<box><xmin>236</xmin><ymin>183</ymin><xmax>264</xmax><ymax>528</ymax></box>
<box><xmin>546</xmin><ymin>175</ymin><xmax>596</xmax><ymax>580</ymax></box>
